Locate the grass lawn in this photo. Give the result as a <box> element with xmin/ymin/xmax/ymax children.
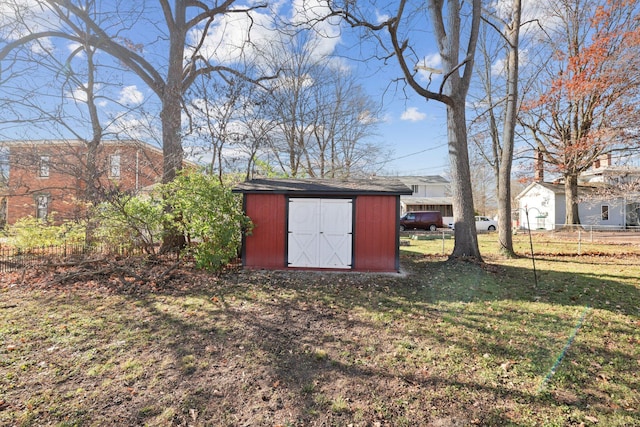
<box><xmin>1</xmin><ymin>233</ymin><xmax>639</xmax><ymax>426</ymax></box>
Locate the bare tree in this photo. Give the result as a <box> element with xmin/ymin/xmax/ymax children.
<box><xmin>325</xmin><ymin>0</ymin><xmax>483</xmax><ymax>260</ymax></box>
<box><xmin>1</xmin><ymin>0</ymin><xmax>277</xmax><ymax>249</ymax></box>
<box><xmin>469</xmin><ymin>0</ymin><xmax>522</xmax><ymax>256</ymax></box>
<box><xmin>259</xmin><ymin>32</ymin><xmax>383</xmax><ymax>178</ymax></box>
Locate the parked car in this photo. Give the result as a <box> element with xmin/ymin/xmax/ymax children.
<box><xmin>475</xmin><ymin>216</ymin><xmax>497</xmax><ymax>231</ymax></box>
<box><xmin>399</xmin><ymin>211</ymin><xmax>444</xmax><ymax>231</ymax></box>
<box><xmin>448</xmin><ymin>216</ymin><xmax>498</xmax><ymax>231</ymax></box>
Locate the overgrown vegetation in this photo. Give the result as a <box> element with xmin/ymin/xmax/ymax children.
<box><xmin>1</xmin><ymin>234</ymin><xmax>638</xmax><ymax>426</ymax></box>
<box><xmin>6</xmin><ymin>216</ymin><xmax>86</xmax><ymax>250</ymax></box>
<box><xmin>3</xmin><ymin>172</ymin><xmax>249</xmax><ymax>272</ymax></box>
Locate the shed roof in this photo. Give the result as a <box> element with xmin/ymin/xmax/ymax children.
<box><xmin>233</xmin><ymin>177</ymin><xmax>413</xmax><ymax>196</ymax></box>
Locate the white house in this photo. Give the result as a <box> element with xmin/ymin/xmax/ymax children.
<box><xmin>516</xmin><ymin>182</ymin><xmax>628</xmax><ymax>230</ymax></box>
<box><xmin>392</xmin><ymin>175</ymin><xmax>453</xmax><ymax>223</ymax></box>
<box><xmin>516</xmin><ymin>155</ymin><xmax>640</xmax><ymax>230</ymax></box>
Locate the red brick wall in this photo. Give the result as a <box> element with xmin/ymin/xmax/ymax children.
<box><xmin>4</xmin><ymin>141</ymin><xmax>164</xmax><ymax>224</ymax></box>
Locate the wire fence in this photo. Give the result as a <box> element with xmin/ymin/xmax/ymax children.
<box><xmin>401</xmin><ymin>228</ymin><xmax>640</xmax><ymax>256</ymax></box>
<box><xmin>0</xmin><ymin>243</ymin><xmax>146</xmax><ymax>273</ymax></box>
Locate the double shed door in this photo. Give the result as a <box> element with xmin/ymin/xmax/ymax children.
<box><xmin>287</xmin><ymin>198</ymin><xmax>353</xmax><ymax>269</ymax></box>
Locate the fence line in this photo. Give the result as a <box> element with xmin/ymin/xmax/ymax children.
<box><xmin>0</xmin><ymin>244</ymin><xmax>146</xmax><ymax>273</ymax></box>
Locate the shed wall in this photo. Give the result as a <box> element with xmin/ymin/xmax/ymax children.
<box><xmin>354</xmin><ymin>195</ymin><xmax>399</xmax><ymax>272</ymax></box>
<box><xmin>243</xmin><ymin>194</ymin><xmax>286</xmax><ymax>269</ymax></box>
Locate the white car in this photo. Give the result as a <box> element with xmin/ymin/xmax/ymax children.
<box><xmin>448</xmin><ymin>216</ymin><xmax>498</xmax><ymax>231</ymax></box>
<box><xmin>475</xmin><ymin>216</ymin><xmax>497</xmax><ymax>231</ymax></box>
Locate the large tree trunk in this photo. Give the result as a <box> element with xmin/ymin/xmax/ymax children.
<box><xmin>448</xmin><ymin>101</ymin><xmax>482</xmax><ymax>260</ymax></box>
<box><xmin>160</xmin><ymin>21</ymin><xmax>187</xmax><ymax>252</ymax></box>
<box><xmin>564</xmin><ymin>174</ymin><xmax>581</xmax><ymax>226</ymax></box>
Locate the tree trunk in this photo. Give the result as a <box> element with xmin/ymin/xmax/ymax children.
<box><xmin>448</xmin><ymin>101</ymin><xmax>482</xmax><ymax>260</ymax></box>
<box><xmin>564</xmin><ymin>174</ymin><xmax>581</xmax><ymax>226</ymax></box>
<box><xmin>497</xmin><ymin>3</ymin><xmax>520</xmax><ymax>257</ymax></box>
<box><xmin>160</xmin><ymin>21</ymin><xmax>187</xmax><ymax>252</ymax></box>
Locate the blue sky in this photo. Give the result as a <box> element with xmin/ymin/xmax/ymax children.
<box><xmin>0</xmin><ymin>0</ymin><xmax>469</xmax><ymax>177</ymax></box>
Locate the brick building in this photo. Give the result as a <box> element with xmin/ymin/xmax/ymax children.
<box><xmin>0</xmin><ymin>140</ymin><xmax>164</xmax><ymax>225</ymax></box>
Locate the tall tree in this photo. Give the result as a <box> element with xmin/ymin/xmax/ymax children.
<box><xmin>326</xmin><ymin>0</ymin><xmax>483</xmax><ymax>260</ymax></box>
<box><xmin>1</xmin><ymin>0</ymin><xmax>273</xmax><ymax>249</ymax></box>
<box><xmin>469</xmin><ymin>0</ymin><xmax>522</xmax><ymax>256</ymax></box>
<box><xmin>519</xmin><ymin>0</ymin><xmax>640</xmax><ymax>225</ymax></box>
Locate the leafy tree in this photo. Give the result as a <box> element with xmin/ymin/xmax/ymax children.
<box><xmin>519</xmin><ymin>0</ymin><xmax>640</xmax><ymax>225</ymax></box>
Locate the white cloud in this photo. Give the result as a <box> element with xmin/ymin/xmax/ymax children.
<box><xmin>291</xmin><ymin>0</ymin><xmax>342</xmax><ymax>58</ymax></box>
<box><xmin>415</xmin><ymin>53</ymin><xmax>443</xmax><ymax>82</ymax></box>
<box><xmin>29</xmin><ymin>37</ymin><xmax>55</xmax><ymax>55</ymax></box>
<box><xmin>189</xmin><ymin>8</ymin><xmax>277</xmax><ymax>66</ymax></box>
<box><xmin>401</xmin><ymin>107</ymin><xmax>427</xmax><ymax>122</ymax></box>
<box><xmin>376</xmin><ymin>10</ymin><xmax>391</xmax><ymax>24</ymax></box>
<box><xmin>118</xmin><ymin>85</ymin><xmax>143</xmax><ymax>105</ymax></box>
<box><xmin>66</xmin><ymin>87</ymin><xmax>87</xmax><ymax>103</ymax></box>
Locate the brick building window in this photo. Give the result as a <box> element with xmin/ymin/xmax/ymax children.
<box><xmin>110</xmin><ymin>154</ymin><xmax>121</xmax><ymax>178</ymax></box>
<box><xmin>39</xmin><ymin>156</ymin><xmax>50</xmax><ymax>178</ymax></box>
<box><xmin>36</xmin><ymin>194</ymin><xmax>49</xmax><ymax>220</ymax></box>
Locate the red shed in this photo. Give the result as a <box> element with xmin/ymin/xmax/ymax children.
<box><xmin>233</xmin><ymin>178</ymin><xmax>412</xmax><ymax>272</ymax></box>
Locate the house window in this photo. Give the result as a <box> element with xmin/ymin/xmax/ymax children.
<box><xmin>601</xmin><ymin>205</ymin><xmax>609</xmax><ymax>221</ymax></box>
<box><xmin>110</xmin><ymin>154</ymin><xmax>121</xmax><ymax>178</ymax></box>
<box><xmin>0</xmin><ymin>147</ymin><xmax>8</xmax><ymax>182</ymax></box>
<box><xmin>411</xmin><ymin>185</ymin><xmax>419</xmax><ymax>194</ymax></box>
<box><xmin>39</xmin><ymin>156</ymin><xmax>50</xmax><ymax>178</ymax></box>
<box><xmin>36</xmin><ymin>194</ymin><xmax>49</xmax><ymax>220</ymax></box>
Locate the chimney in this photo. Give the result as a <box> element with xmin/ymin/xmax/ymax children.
<box><xmin>534</xmin><ymin>149</ymin><xmax>544</xmax><ymax>182</ymax></box>
<box><xmin>593</xmin><ymin>153</ymin><xmax>611</xmax><ymax>170</ymax></box>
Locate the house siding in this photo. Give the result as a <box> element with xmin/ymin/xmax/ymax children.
<box><xmin>354</xmin><ymin>195</ymin><xmax>399</xmax><ymax>272</ymax></box>
<box><xmin>2</xmin><ymin>141</ymin><xmax>163</xmax><ymax>224</ymax></box>
<box><xmin>517</xmin><ymin>182</ymin><xmax>630</xmax><ymax>229</ymax></box>
<box><xmin>243</xmin><ymin>194</ymin><xmax>286</xmax><ymax>269</ymax></box>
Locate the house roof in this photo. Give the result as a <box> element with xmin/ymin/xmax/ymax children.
<box><xmin>393</xmin><ymin>175</ymin><xmax>450</xmax><ymax>185</ymax></box>
<box><xmin>401</xmin><ymin>196</ymin><xmax>453</xmax><ymax>206</ymax></box>
<box><xmin>516</xmin><ymin>181</ymin><xmax>604</xmax><ymax>199</ymax></box>
<box><xmin>233</xmin><ymin>177</ymin><xmax>413</xmax><ymax>196</ymax></box>
<box><xmin>1</xmin><ymin>139</ymin><xmax>164</xmax><ymax>156</ymax></box>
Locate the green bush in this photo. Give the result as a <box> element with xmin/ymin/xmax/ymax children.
<box><xmin>93</xmin><ymin>193</ymin><xmax>165</xmax><ymax>254</ymax></box>
<box><xmin>163</xmin><ymin>172</ymin><xmax>252</xmax><ymax>271</ymax></box>
<box><xmin>91</xmin><ymin>171</ymin><xmax>250</xmax><ymax>271</ymax></box>
<box><xmin>8</xmin><ymin>216</ymin><xmax>86</xmax><ymax>251</ymax></box>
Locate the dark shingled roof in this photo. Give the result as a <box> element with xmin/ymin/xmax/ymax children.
<box><xmin>233</xmin><ymin>177</ymin><xmax>413</xmax><ymax>196</ymax></box>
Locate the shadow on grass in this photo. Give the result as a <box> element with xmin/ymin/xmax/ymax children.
<box><xmin>4</xmin><ymin>252</ymin><xmax>637</xmax><ymax>426</ymax></box>
<box><xmin>116</xmin><ymin>253</ymin><xmax>638</xmax><ymax>425</ymax></box>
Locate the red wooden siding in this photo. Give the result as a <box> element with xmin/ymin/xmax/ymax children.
<box><xmin>354</xmin><ymin>195</ymin><xmax>399</xmax><ymax>272</ymax></box>
<box><xmin>243</xmin><ymin>194</ymin><xmax>286</xmax><ymax>269</ymax></box>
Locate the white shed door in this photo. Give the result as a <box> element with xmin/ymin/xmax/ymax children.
<box><xmin>288</xmin><ymin>198</ymin><xmax>352</xmax><ymax>269</ymax></box>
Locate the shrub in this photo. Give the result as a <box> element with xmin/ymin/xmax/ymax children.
<box><xmin>93</xmin><ymin>193</ymin><xmax>165</xmax><ymax>254</ymax></box>
<box><xmin>163</xmin><ymin>172</ymin><xmax>252</xmax><ymax>271</ymax></box>
<box><xmin>7</xmin><ymin>216</ymin><xmax>86</xmax><ymax>251</ymax></box>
